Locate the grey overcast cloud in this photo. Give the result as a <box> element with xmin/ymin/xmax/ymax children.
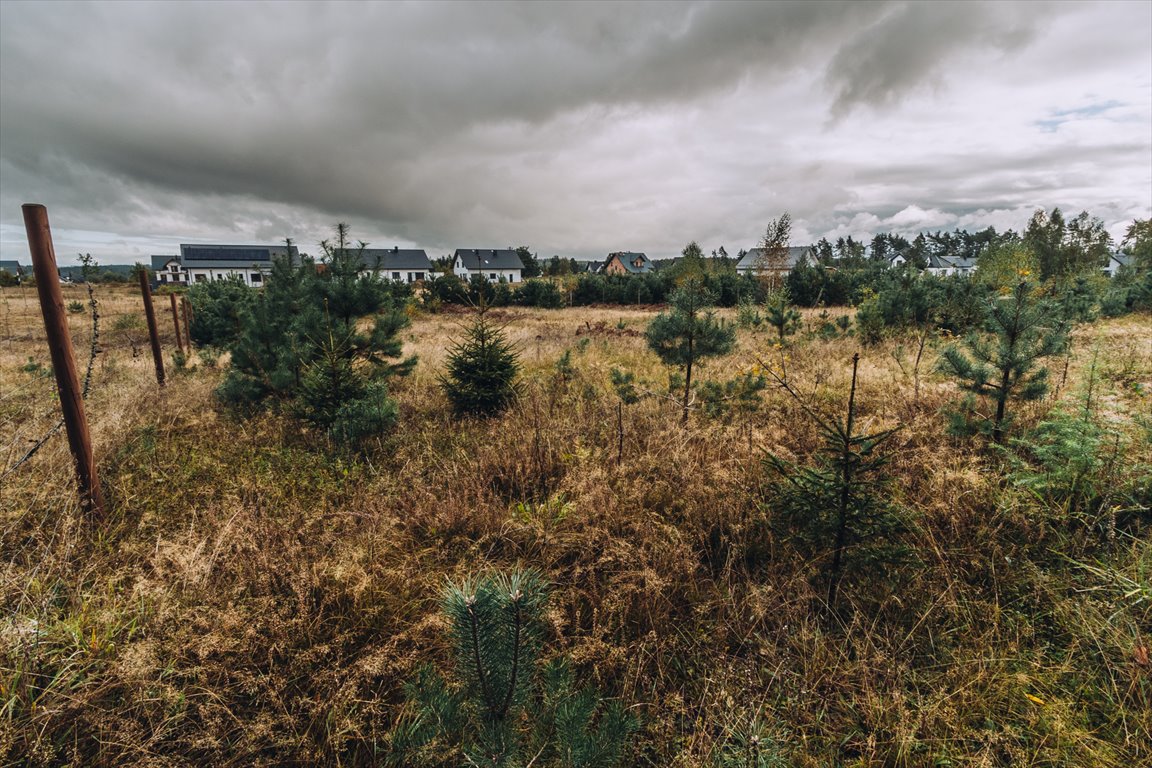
<box><xmin>0</xmin><ymin>0</ymin><xmax>1149</xmax><ymax>265</ymax></box>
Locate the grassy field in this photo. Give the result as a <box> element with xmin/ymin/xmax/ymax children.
<box><xmin>1</xmin><ymin>283</ymin><xmax>1149</xmax><ymax>766</ymax></box>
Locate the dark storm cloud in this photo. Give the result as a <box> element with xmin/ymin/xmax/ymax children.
<box><xmin>823</xmin><ymin>1</ymin><xmax>1043</xmax><ymax>118</ymax></box>
<box><xmin>0</xmin><ymin>0</ymin><xmax>1147</xmax><ymax>263</ymax></box>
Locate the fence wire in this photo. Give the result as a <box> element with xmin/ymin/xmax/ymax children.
<box><xmin>0</xmin><ymin>283</ymin><xmax>100</xmax><ymax>483</ymax></box>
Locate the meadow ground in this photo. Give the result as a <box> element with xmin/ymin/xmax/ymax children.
<box><xmin>1</xmin><ymin>283</ymin><xmax>1149</xmax><ymax>766</ymax></box>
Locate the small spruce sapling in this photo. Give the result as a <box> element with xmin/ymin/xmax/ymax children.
<box><xmin>937</xmin><ymin>281</ymin><xmax>1067</xmax><ymax>443</ymax></box>
<box><xmin>441</xmin><ymin>301</ymin><xmax>521</xmax><ymax>416</ymax></box>
<box><xmin>763</xmin><ymin>287</ymin><xmax>801</xmax><ymax>344</ymax></box>
<box><xmin>645</xmin><ymin>280</ymin><xmax>735</xmax><ymax>423</ymax></box>
<box><xmin>610</xmin><ymin>368</ymin><xmax>642</xmax><ymax>464</ymax></box>
<box><xmin>763</xmin><ymin>354</ymin><xmax>905</xmax><ymax>615</ymax></box>
<box><xmin>390</xmin><ymin>570</ymin><xmax>636</xmax><ymax>767</ymax></box>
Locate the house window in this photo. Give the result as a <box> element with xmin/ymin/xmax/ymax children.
<box><xmin>251</xmin><ymin>273</ymin><xmax>262</xmax><ymax>284</ymax></box>
<box><xmin>414</xmin><ymin>272</ymin><xmax>424</xmax><ymax>281</ymax></box>
<box><xmin>392</xmin><ymin>271</ymin><xmax>401</xmax><ymax>281</ymax></box>
<box><xmin>195</xmin><ymin>274</ymin><xmax>207</xmax><ymax>283</ymax></box>
<box><xmin>490</xmin><ymin>273</ymin><xmax>497</xmax><ymax>280</ymax></box>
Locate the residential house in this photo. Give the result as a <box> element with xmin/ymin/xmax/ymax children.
<box><xmin>0</xmin><ymin>260</ymin><xmax>25</xmax><ymax>281</ymax></box>
<box><xmin>357</xmin><ymin>247</ymin><xmax>433</xmax><ymax>283</ymax></box>
<box><xmin>151</xmin><ymin>255</ymin><xmax>184</xmax><ymax>285</ymax></box>
<box><xmin>152</xmin><ymin>243</ymin><xmax>299</xmax><ymax>287</ymax></box>
<box><xmin>452</xmin><ymin>248</ymin><xmax>523</xmax><ymax>282</ymax></box>
<box><xmin>924</xmin><ymin>253</ymin><xmax>977</xmax><ymax>277</ymax></box>
<box><xmin>1102</xmin><ymin>252</ymin><xmax>1133</xmax><ymax>278</ymax></box>
<box><xmin>735</xmin><ymin>246</ymin><xmax>814</xmax><ymax>276</ymax></box>
<box><xmin>601</xmin><ymin>251</ymin><xmax>652</xmax><ymax>275</ymax></box>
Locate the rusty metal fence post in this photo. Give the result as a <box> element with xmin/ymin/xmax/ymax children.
<box><xmin>169</xmin><ymin>293</ymin><xmax>184</xmax><ymax>354</ymax></box>
<box><xmin>138</xmin><ymin>270</ymin><xmax>165</xmax><ymax>386</ymax></box>
<box><xmin>22</xmin><ymin>203</ymin><xmax>106</xmax><ymax>518</ymax></box>
<box><xmin>181</xmin><ymin>297</ymin><xmax>193</xmax><ymax>351</ymax></box>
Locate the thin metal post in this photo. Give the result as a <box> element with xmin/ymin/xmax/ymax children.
<box><xmin>22</xmin><ymin>203</ymin><xmax>105</xmax><ymax>518</ymax></box>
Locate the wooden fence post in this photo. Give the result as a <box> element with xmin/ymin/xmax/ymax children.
<box><xmin>138</xmin><ymin>270</ymin><xmax>165</xmax><ymax>386</ymax></box>
<box><xmin>181</xmin><ymin>297</ymin><xmax>193</xmax><ymax>350</ymax></box>
<box><xmin>169</xmin><ymin>293</ymin><xmax>184</xmax><ymax>353</ymax></box>
<box><xmin>22</xmin><ymin>203</ymin><xmax>106</xmax><ymax>518</ymax></box>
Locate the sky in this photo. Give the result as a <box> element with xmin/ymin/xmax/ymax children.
<box><xmin>1</xmin><ymin>0</ymin><xmax>1149</xmax><ymax>266</ymax></box>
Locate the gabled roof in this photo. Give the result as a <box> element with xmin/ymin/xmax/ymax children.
<box><xmin>358</xmin><ymin>248</ymin><xmax>432</xmax><ymax>271</ymax></box>
<box><xmin>736</xmin><ymin>246</ymin><xmax>812</xmax><ymax>271</ymax></box>
<box><xmin>0</xmin><ymin>260</ymin><xmax>23</xmax><ymax>274</ymax></box>
<box><xmin>454</xmin><ymin>248</ymin><xmax>523</xmax><ymax>271</ymax></box>
<box><xmin>925</xmin><ymin>253</ymin><xmax>977</xmax><ymax>271</ymax></box>
<box><xmin>606</xmin><ymin>251</ymin><xmax>652</xmax><ymax>274</ymax></box>
<box><xmin>1108</xmin><ymin>252</ymin><xmax>1133</xmax><ymax>267</ymax></box>
<box><xmin>151</xmin><ymin>255</ymin><xmax>179</xmax><ymax>270</ymax></box>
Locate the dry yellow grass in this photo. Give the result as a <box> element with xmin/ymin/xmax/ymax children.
<box><xmin>1</xmin><ymin>284</ymin><xmax>1149</xmax><ymax>766</ymax></box>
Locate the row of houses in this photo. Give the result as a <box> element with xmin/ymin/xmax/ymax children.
<box><xmin>596</xmin><ymin>247</ymin><xmax>816</xmax><ymax>276</ymax></box>
<box><xmin>151</xmin><ymin>245</ymin><xmax>508</xmax><ymax>287</ymax></box>
<box><xmin>2</xmin><ymin>245</ymin><xmax>1137</xmax><ymax>287</ymax></box>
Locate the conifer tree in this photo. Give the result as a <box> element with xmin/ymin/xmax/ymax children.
<box><xmin>938</xmin><ymin>281</ymin><xmax>1067</xmax><ymax>443</ymax></box>
<box><xmin>762</xmin><ymin>287</ymin><xmax>801</xmax><ymax>343</ymax></box>
<box><xmin>216</xmin><ymin>253</ymin><xmax>310</xmax><ymax>405</ymax></box>
<box><xmin>645</xmin><ymin>280</ymin><xmax>735</xmax><ymax>423</ymax></box>
<box><xmin>218</xmin><ymin>227</ymin><xmax>415</xmax><ymax>443</ymax></box>
<box><xmin>390</xmin><ymin>570</ymin><xmax>636</xmax><ymax>767</ymax></box>
<box><xmin>763</xmin><ymin>354</ymin><xmax>904</xmax><ymax>615</ymax></box>
<box><xmin>441</xmin><ymin>301</ymin><xmax>521</xmax><ymax>416</ymax></box>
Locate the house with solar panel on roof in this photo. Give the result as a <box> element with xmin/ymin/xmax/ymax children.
<box><xmin>452</xmin><ymin>248</ymin><xmax>523</xmax><ymax>283</ymax></box>
<box><xmin>355</xmin><ymin>247</ymin><xmax>433</xmax><ymax>284</ymax></box>
<box><xmin>151</xmin><ymin>243</ymin><xmax>299</xmax><ymax>287</ymax></box>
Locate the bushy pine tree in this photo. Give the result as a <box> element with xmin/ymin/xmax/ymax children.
<box><xmin>938</xmin><ymin>281</ymin><xmax>1067</xmax><ymax>443</ymax></box>
<box><xmin>216</xmin><ymin>254</ymin><xmax>311</xmax><ymax>405</ymax></box>
<box><xmin>441</xmin><ymin>303</ymin><xmax>521</xmax><ymax>416</ymax></box>
<box><xmin>186</xmin><ymin>275</ymin><xmax>256</xmax><ymax>347</ymax></box>
<box><xmin>645</xmin><ymin>280</ymin><xmax>735</xmax><ymax>423</ymax></box>
<box><xmin>217</xmin><ymin>226</ymin><xmax>415</xmax><ymax>443</ymax></box>
<box><xmin>390</xmin><ymin>570</ymin><xmax>636</xmax><ymax>767</ymax></box>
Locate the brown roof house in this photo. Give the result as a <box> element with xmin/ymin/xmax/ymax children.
<box><xmin>601</xmin><ymin>251</ymin><xmax>652</xmax><ymax>275</ymax></box>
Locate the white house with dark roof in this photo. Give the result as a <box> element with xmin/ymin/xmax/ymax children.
<box><xmin>357</xmin><ymin>247</ymin><xmax>433</xmax><ymax>283</ymax></box>
<box><xmin>0</xmin><ymin>260</ymin><xmax>25</xmax><ymax>281</ymax></box>
<box><xmin>1102</xmin><ymin>252</ymin><xmax>1133</xmax><ymax>278</ymax></box>
<box><xmin>735</xmin><ymin>246</ymin><xmax>814</xmax><ymax>275</ymax></box>
<box><xmin>151</xmin><ymin>255</ymin><xmax>185</xmax><ymax>284</ymax></box>
<box><xmin>152</xmin><ymin>244</ymin><xmax>299</xmax><ymax>286</ymax></box>
<box><xmin>452</xmin><ymin>248</ymin><xmax>523</xmax><ymax>282</ymax></box>
<box><xmin>923</xmin><ymin>253</ymin><xmax>977</xmax><ymax>277</ymax></box>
